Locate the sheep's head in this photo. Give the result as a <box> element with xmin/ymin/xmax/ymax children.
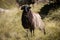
<box><xmin>21</xmin><ymin>5</ymin><xmax>31</xmax><ymax>13</ymax></box>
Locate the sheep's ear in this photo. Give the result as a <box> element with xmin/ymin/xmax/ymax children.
<box><xmin>21</xmin><ymin>6</ymin><xmax>24</xmax><ymax>10</ymax></box>
<box><xmin>28</xmin><ymin>7</ymin><xmax>31</xmax><ymax>9</ymax></box>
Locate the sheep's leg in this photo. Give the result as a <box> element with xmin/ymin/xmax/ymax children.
<box><xmin>30</xmin><ymin>28</ymin><xmax>35</xmax><ymax>37</ymax></box>
<box><xmin>26</xmin><ymin>29</ymin><xmax>29</xmax><ymax>40</ymax></box>
<box><xmin>30</xmin><ymin>29</ymin><xmax>32</xmax><ymax>37</ymax></box>
<box><xmin>39</xmin><ymin>28</ymin><xmax>46</xmax><ymax>35</ymax></box>
<box><xmin>33</xmin><ymin>28</ymin><xmax>35</xmax><ymax>36</ymax></box>
<box><xmin>42</xmin><ymin>28</ymin><xmax>46</xmax><ymax>35</ymax></box>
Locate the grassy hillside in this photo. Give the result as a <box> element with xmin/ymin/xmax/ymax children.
<box><xmin>0</xmin><ymin>0</ymin><xmax>60</xmax><ymax>40</ymax></box>
<box><xmin>0</xmin><ymin>0</ymin><xmax>16</xmax><ymax>9</ymax></box>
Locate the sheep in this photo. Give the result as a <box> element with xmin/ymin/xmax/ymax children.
<box><xmin>21</xmin><ymin>5</ymin><xmax>46</xmax><ymax>37</ymax></box>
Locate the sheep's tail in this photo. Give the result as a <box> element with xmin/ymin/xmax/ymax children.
<box><xmin>39</xmin><ymin>27</ymin><xmax>46</xmax><ymax>35</ymax></box>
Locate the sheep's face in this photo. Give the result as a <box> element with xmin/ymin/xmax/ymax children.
<box><xmin>21</xmin><ymin>5</ymin><xmax>31</xmax><ymax>13</ymax></box>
